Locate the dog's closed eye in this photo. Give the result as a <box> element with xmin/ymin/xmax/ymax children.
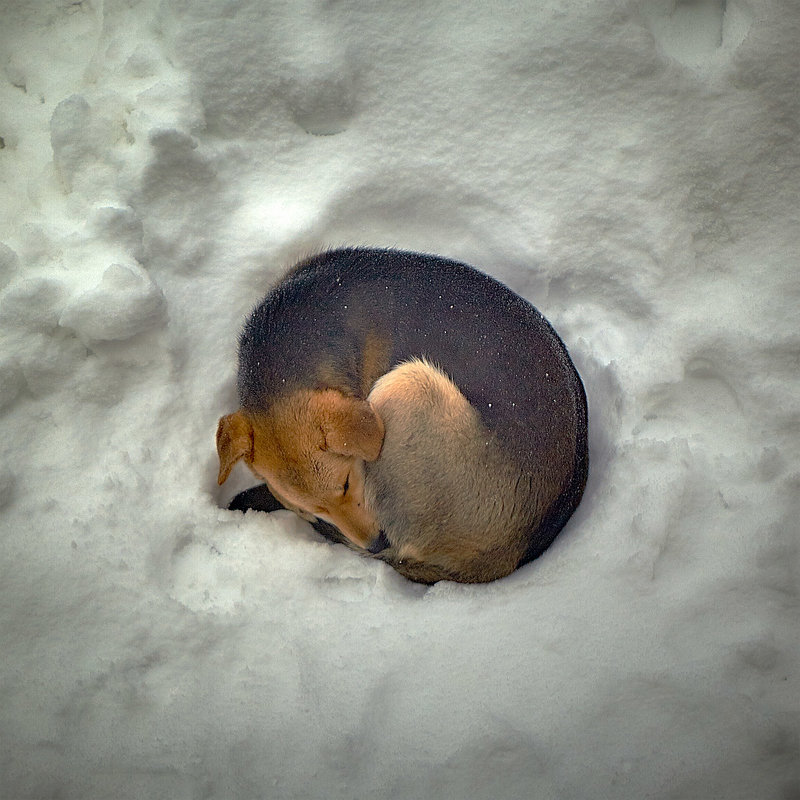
<box><xmin>342</xmin><ymin>473</ymin><xmax>350</xmax><ymax>496</ymax></box>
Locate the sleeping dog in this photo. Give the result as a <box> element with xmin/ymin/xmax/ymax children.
<box><xmin>217</xmin><ymin>247</ymin><xmax>588</xmax><ymax>583</ymax></box>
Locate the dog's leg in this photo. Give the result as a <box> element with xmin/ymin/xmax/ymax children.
<box><xmin>385</xmin><ymin>555</ymin><xmax>517</xmax><ymax>585</ymax></box>
<box><xmin>228</xmin><ymin>484</ymin><xmax>286</xmax><ymax>513</ymax></box>
<box><xmin>376</xmin><ymin>543</ymin><xmax>520</xmax><ymax>584</ymax></box>
<box><xmin>378</xmin><ymin>554</ymin><xmax>460</xmax><ymax>585</ymax></box>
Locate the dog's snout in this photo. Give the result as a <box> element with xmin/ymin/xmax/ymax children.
<box><xmin>367</xmin><ymin>530</ymin><xmax>390</xmax><ymax>554</ymax></box>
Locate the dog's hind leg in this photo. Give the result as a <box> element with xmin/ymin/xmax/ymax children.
<box><xmin>376</xmin><ymin>553</ymin><xmax>459</xmax><ymax>585</ymax></box>
<box><xmin>379</xmin><ymin>548</ymin><xmax>519</xmax><ymax>584</ymax></box>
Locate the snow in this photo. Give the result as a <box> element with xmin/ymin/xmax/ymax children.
<box><xmin>1</xmin><ymin>0</ymin><xmax>798</xmax><ymax>798</ymax></box>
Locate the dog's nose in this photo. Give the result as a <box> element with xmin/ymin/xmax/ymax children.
<box><xmin>367</xmin><ymin>531</ymin><xmax>390</xmax><ymax>554</ymax></box>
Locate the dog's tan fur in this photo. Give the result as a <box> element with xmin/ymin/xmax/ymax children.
<box><xmin>363</xmin><ymin>359</ymin><xmax>533</xmax><ymax>583</ymax></box>
<box><xmin>217</xmin><ymin>389</ymin><xmax>384</xmax><ymax>548</ymax></box>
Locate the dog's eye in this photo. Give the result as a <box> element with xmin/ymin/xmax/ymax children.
<box><xmin>342</xmin><ymin>473</ymin><xmax>350</xmax><ymax>496</ymax></box>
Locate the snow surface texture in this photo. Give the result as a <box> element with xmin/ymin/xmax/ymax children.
<box><xmin>1</xmin><ymin>1</ymin><xmax>798</xmax><ymax>798</ymax></box>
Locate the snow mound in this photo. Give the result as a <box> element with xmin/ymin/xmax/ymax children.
<box><xmin>60</xmin><ymin>263</ymin><xmax>166</xmax><ymax>343</ymax></box>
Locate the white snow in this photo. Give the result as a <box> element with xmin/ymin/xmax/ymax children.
<box><xmin>1</xmin><ymin>1</ymin><xmax>798</xmax><ymax>798</ymax></box>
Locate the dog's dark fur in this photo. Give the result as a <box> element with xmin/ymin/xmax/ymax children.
<box><xmin>218</xmin><ymin>247</ymin><xmax>588</xmax><ymax>583</ymax></box>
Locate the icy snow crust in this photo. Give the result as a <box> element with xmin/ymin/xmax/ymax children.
<box><xmin>0</xmin><ymin>1</ymin><xmax>798</xmax><ymax>798</ymax></box>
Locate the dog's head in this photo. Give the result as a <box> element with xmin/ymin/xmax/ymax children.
<box><xmin>216</xmin><ymin>389</ymin><xmax>384</xmax><ymax>549</ymax></box>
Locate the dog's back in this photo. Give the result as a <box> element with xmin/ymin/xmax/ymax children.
<box><xmin>236</xmin><ymin>248</ymin><xmax>588</xmax><ymax>581</ymax></box>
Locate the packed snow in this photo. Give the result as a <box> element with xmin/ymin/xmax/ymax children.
<box><xmin>1</xmin><ymin>1</ymin><xmax>798</xmax><ymax>798</ymax></box>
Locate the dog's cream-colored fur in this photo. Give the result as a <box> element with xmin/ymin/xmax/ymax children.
<box><xmin>364</xmin><ymin>359</ymin><xmax>532</xmax><ymax>583</ymax></box>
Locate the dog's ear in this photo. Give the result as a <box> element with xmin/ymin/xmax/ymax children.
<box><xmin>216</xmin><ymin>411</ymin><xmax>254</xmax><ymax>484</ymax></box>
<box><xmin>313</xmin><ymin>391</ymin><xmax>385</xmax><ymax>462</ymax></box>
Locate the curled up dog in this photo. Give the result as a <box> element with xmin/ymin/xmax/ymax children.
<box><xmin>216</xmin><ymin>248</ymin><xmax>588</xmax><ymax>584</ymax></box>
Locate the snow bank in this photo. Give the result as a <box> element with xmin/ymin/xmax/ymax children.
<box><xmin>0</xmin><ymin>1</ymin><xmax>797</xmax><ymax>798</ymax></box>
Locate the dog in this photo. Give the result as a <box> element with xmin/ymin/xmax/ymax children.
<box><xmin>217</xmin><ymin>247</ymin><xmax>588</xmax><ymax>583</ymax></box>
